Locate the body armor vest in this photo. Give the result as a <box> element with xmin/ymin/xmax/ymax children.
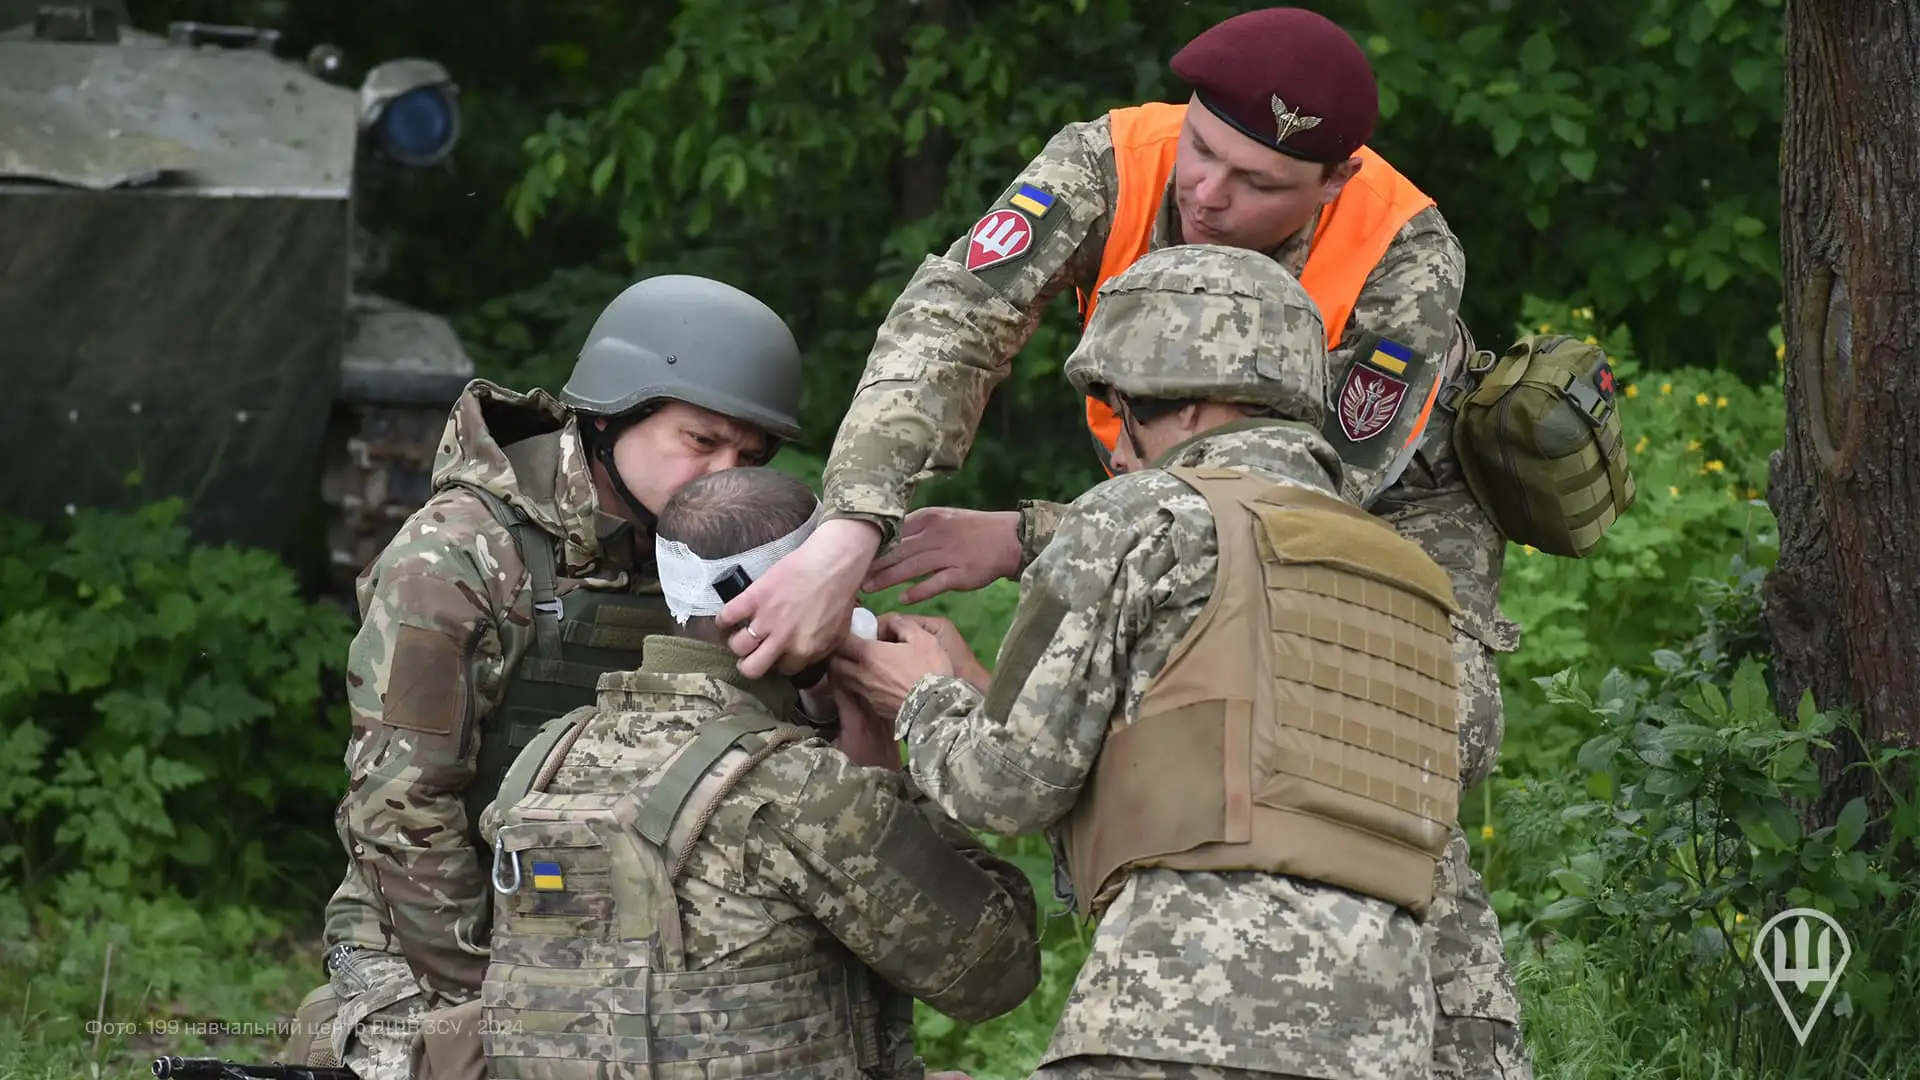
<box><xmin>480</xmin><ymin>703</ymin><xmax>910</xmax><ymax>1080</ymax></box>
<box><xmin>452</xmin><ymin>439</ymin><xmax>676</xmax><ymax>853</ymax></box>
<box><xmin>1060</xmin><ymin>467</ymin><xmax>1462</xmax><ymax>920</ymax></box>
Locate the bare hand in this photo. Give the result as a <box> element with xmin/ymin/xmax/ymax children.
<box><xmin>877</xmin><ymin>612</ymin><xmax>990</xmax><ymax>693</ymax></box>
<box><xmin>830</xmin><ymin>622</ymin><xmax>953</xmax><ymax>724</ymax></box>
<box><xmin>862</xmin><ymin>507</ymin><xmax>1023</xmax><ymax>604</ymax></box>
<box><xmin>722</xmin><ymin>518</ymin><xmax>881</xmax><ymax>679</ymax></box>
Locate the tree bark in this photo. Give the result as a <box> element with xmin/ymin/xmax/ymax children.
<box><xmin>1765</xmin><ymin>0</ymin><xmax>1920</xmax><ymax>825</ymax></box>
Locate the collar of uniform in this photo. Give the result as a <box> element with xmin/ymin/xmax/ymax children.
<box><xmin>592</xmin><ymin>510</ymin><xmax>649</xmax><ymax>575</ymax></box>
<box><xmin>1151</xmin><ymin>417</ymin><xmax>1307</xmax><ymax>468</ymax></box>
<box><xmin>636</xmin><ymin>635</ymin><xmax>799</xmax><ymax>719</ymax></box>
<box><xmin>1153</xmin><ymin>175</ymin><xmax>1319</xmax><ymax>274</ymax></box>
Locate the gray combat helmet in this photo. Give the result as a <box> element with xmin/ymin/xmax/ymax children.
<box><xmin>560</xmin><ymin>274</ymin><xmax>803</xmax><ymax>441</ymax></box>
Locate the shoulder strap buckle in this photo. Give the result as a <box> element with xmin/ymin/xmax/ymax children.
<box><xmin>461</xmin><ymin>483</ymin><xmax>567</xmax><ymax>659</ymax></box>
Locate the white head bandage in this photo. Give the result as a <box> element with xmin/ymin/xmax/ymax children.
<box><xmin>654</xmin><ymin>501</ymin><xmax>823</xmax><ymax>624</ymax></box>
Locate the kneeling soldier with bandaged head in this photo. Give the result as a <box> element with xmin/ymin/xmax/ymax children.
<box><xmin>468</xmin><ymin>467</ymin><xmax>1040</xmax><ymax>1080</ymax></box>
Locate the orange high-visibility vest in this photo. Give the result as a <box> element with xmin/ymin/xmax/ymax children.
<box><xmin>1077</xmin><ymin>102</ymin><xmax>1441</xmax><ymax>465</ymax></box>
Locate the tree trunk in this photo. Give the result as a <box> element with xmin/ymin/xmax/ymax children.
<box><xmin>1765</xmin><ymin>0</ymin><xmax>1920</xmax><ymax>825</ymax></box>
<box><xmin>886</xmin><ymin>0</ymin><xmax>957</xmax><ymax>224</ymax></box>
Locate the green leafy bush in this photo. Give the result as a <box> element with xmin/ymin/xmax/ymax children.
<box><xmin>1476</xmin><ymin>550</ymin><xmax>1920</xmax><ymax>1078</ymax></box>
<box><xmin>0</xmin><ymin>890</ymin><xmax>316</xmax><ymax>1080</ymax></box>
<box><xmin>0</xmin><ymin>500</ymin><xmax>355</xmax><ymax>913</ymax></box>
<box><xmin>1491</xmin><ymin>298</ymin><xmax>1785</xmax><ymax>779</ymax></box>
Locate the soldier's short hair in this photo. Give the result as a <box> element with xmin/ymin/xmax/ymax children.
<box><xmin>656</xmin><ymin>467</ymin><xmax>818</xmax><ymax>560</ymax></box>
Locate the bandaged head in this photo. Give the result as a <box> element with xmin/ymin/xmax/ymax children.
<box><xmin>656</xmin><ymin>500</ymin><xmax>823</xmax><ymax>623</ymax></box>
<box><xmin>652</xmin><ymin>468</ymin><xmax>877</xmax><ymax>640</ymax></box>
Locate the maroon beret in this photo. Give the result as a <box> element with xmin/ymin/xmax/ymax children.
<box><xmin>1170</xmin><ymin>7</ymin><xmax>1378</xmax><ymax>163</ymax></box>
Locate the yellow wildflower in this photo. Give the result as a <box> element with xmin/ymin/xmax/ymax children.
<box><xmin>1716</xmin><ymin>395</ymin><xmax>1729</xmax><ymax>408</ymax></box>
<box><xmin>1695</xmin><ymin>392</ymin><xmax>1710</xmax><ymax>406</ymax></box>
<box><xmin>1775</xmin><ymin>343</ymin><xmax>1786</xmax><ymax>361</ymax></box>
<box><xmin>1481</xmin><ymin>824</ymin><xmax>1495</xmax><ymax>841</ymax></box>
<box><xmin>1736</xmin><ymin>913</ymin><xmax>1746</xmax><ymax>924</ymax></box>
<box><xmin>1661</xmin><ymin>382</ymin><xmax>1672</xmax><ymax>395</ymax></box>
<box><xmin>1522</xmin><ymin>544</ymin><xmax>1537</xmax><ymax>556</ymax></box>
<box><xmin>1633</xmin><ymin>435</ymin><xmax>1649</xmax><ymax>454</ymax></box>
<box><xmin>1536</xmin><ymin>323</ymin><xmax>1552</xmax><ymax>333</ymax></box>
<box><xmin>1688</xmin><ymin>439</ymin><xmax>1702</xmax><ymax>452</ymax></box>
<box><xmin>1574</xmin><ymin>307</ymin><xmax>1594</xmax><ymax>320</ymax></box>
<box><xmin>1584</xmin><ymin>335</ymin><xmax>1598</xmax><ymax>345</ymax></box>
<box><xmin>1669</xmin><ymin>485</ymin><xmax>1680</xmax><ymax>497</ymax></box>
<box><xmin>1626</xmin><ymin>384</ymin><xmax>1639</xmax><ymax>398</ymax></box>
<box><xmin>1746</xmin><ymin>487</ymin><xmax>1760</xmax><ymax>499</ymax></box>
<box><xmin>1706</xmin><ymin>460</ymin><xmax>1725</xmax><ymax>473</ymax></box>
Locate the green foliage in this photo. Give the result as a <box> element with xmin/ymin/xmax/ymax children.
<box><xmin>1358</xmin><ymin>0</ymin><xmax>1784</xmax><ymax>375</ymax></box>
<box><xmin>479</xmin><ymin>0</ymin><xmax>1786</xmax><ymax>517</ymax></box>
<box><xmin>0</xmin><ymin>889</ymin><xmax>315</xmax><ymax>1080</ymax></box>
<box><xmin>0</xmin><ymin>501</ymin><xmax>355</xmax><ymax>912</ymax></box>
<box><xmin>1492</xmin><ymin>298</ymin><xmax>1785</xmax><ymax>778</ymax></box>
<box><xmin>1474</xmin><ymin>553</ymin><xmax>1920</xmax><ymax>1078</ymax></box>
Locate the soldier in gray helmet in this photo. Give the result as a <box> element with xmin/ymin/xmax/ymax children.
<box><xmin>285</xmin><ymin>274</ymin><xmax>810</xmax><ymax>1080</ymax></box>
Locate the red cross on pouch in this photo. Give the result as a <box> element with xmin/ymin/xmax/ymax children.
<box><xmin>1596</xmin><ymin>365</ymin><xmax>1616</xmax><ymax>396</ymax></box>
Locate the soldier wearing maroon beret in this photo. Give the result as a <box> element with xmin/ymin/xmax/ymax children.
<box><xmin>1175</xmin><ymin>6</ymin><xmax>1382</xmax><ymax>165</ymax></box>
<box><xmin>723</xmin><ymin>8</ymin><xmax>1532</xmax><ymax>1080</ymax></box>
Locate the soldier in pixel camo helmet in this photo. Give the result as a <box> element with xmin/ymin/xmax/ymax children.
<box><xmin>1064</xmin><ymin>244</ymin><xmax>1329</xmax><ymax>469</ymax></box>
<box><xmin>834</xmin><ymin>241</ymin><xmax>1460</xmax><ymax>1080</ymax></box>
<box><xmin>730</xmin><ymin>9</ymin><xmax>1548</xmax><ymax>1076</ymax></box>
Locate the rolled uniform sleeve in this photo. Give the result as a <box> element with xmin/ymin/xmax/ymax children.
<box><xmin>822</xmin><ymin>119</ymin><xmax>1119</xmax><ymax>537</ymax></box>
<box><xmin>747</xmin><ymin>755</ymin><xmax>1041</xmax><ymax>1024</ymax></box>
<box><xmin>902</xmin><ymin>484</ymin><xmax>1183</xmax><ymax>836</ymax></box>
<box><xmin>335</xmin><ymin>511</ymin><xmax>515</xmax><ymax>998</ymax></box>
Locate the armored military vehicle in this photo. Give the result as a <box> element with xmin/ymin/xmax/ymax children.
<box><xmin>0</xmin><ymin>1</ymin><xmax>476</xmax><ymax>600</ymax></box>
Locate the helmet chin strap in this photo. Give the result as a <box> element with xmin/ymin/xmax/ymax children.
<box><xmin>588</xmin><ymin>410</ymin><xmax>660</xmax><ymax>536</ymax></box>
<box><xmin>1114</xmin><ymin>394</ymin><xmax>1151</xmax><ymax>471</ymax></box>
<box><xmin>585</xmin><ymin>404</ymin><xmax>781</xmax><ymax>537</ymax></box>
<box><xmin>594</xmin><ymin>437</ymin><xmax>658</xmax><ymax>535</ymax></box>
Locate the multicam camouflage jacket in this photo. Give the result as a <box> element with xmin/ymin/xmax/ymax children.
<box><xmin>901</xmin><ymin>421</ymin><xmax>1434</xmax><ymax>1080</ymax></box>
<box><xmin>477</xmin><ymin>636</ymin><xmax>1042</xmax><ymax>1077</ymax></box>
<box><xmin>321</xmin><ymin>378</ymin><xmax>656</xmax><ymax>1001</ymax></box>
<box><xmin>819</xmin><ymin>108</ymin><xmax>1520</xmax><ymax>657</ymax></box>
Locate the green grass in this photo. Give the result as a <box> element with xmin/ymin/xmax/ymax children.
<box><xmin>0</xmin><ymin>893</ymin><xmax>318</xmax><ymax>1080</ymax></box>
<box><xmin>7</xmin><ymin>854</ymin><xmax>1917</xmax><ymax>1080</ymax></box>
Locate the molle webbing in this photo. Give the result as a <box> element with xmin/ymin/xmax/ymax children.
<box><xmin>482</xmin><ymin>703</ymin><xmax>867</xmax><ymax>1080</ymax></box>
<box><xmin>456</xmin><ymin>484</ymin><xmax>670</xmax><ymax>852</ymax></box>
<box><xmin>1446</xmin><ymin>333</ymin><xmax>1637</xmax><ymax>558</ymax></box>
<box><xmin>1062</xmin><ymin>467</ymin><xmax>1461</xmax><ymax>919</ymax></box>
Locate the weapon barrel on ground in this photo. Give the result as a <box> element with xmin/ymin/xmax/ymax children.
<box><xmin>152</xmin><ymin>1056</ymin><xmax>361</xmax><ymax>1080</ymax></box>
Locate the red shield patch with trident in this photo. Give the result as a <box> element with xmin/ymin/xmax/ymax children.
<box><xmin>965</xmin><ymin>209</ymin><xmax>1034</xmax><ymax>272</ymax></box>
<box><xmin>1337</xmin><ymin>365</ymin><xmax>1409</xmax><ymax>442</ymax></box>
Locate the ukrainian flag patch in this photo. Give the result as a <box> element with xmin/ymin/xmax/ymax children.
<box><xmin>1367</xmin><ymin>337</ymin><xmax>1413</xmax><ymax>376</ymax></box>
<box><xmin>531</xmin><ymin>860</ymin><xmax>565</xmax><ymax>891</ymax></box>
<box><xmin>1008</xmin><ymin>183</ymin><xmax>1055</xmax><ymax>219</ymax></box>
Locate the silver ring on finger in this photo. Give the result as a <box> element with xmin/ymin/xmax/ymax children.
<box><xmin>745</xmin><ymin>624</ymin><xmax>762</xmax><ymax>640</ymax></box>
